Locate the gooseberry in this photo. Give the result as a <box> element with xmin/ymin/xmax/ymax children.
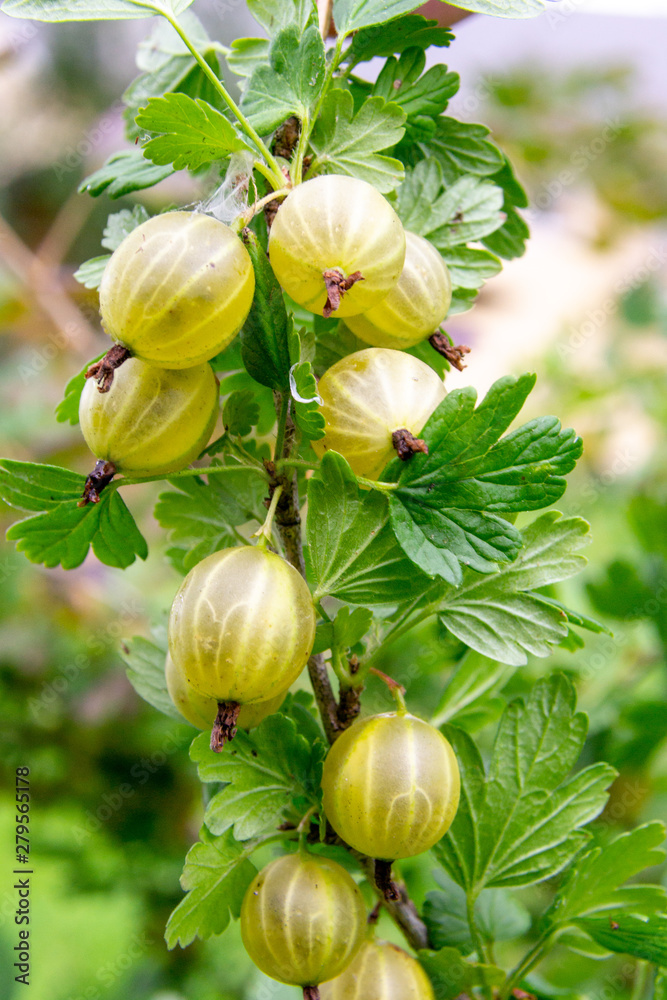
<box><xmin>320</xmin><ymin>940</ymin><xmax>435</xmax><ymax>1000</ymax></box>
<box><xmin>345</xmin><ymin>232</ymin><xmax>452</xmax><ymax>349</ymax></box>
<box><xmin>321</xmin><ymin>711</ymin><xmax>460</xmax><ymax>860</ymax></box>
<box><xmin>79</xmin><ymin>356</ymin><xmax>218</xmax><ymax>477</ymax></box>
<box><xmin>165</xmin><ymin>653</ymin><xmax>285</xmax><ymax>730</ymax></box>
<box><xmin>168</xmin><ymin>545</ymin><xmax>316</xmax><ymax>706</ymax></box>
<box><xmin>99</xmin><ymin>211</ymin><xmax>255</xmax><ymax>368</ymax></box>
<box><xmin>241</xmin><ymin>852</ymin><xmax>367</xmax><ymax>992</ymax></box>
<box><xmin>268</xmin><ymin>175</ymin><xmax>406</xmax><ymax>318</ymax></box>
<box><xmin>312</xmin><ymin>348</ymin><xmax>446</xmax><ymax>479</ymax></box>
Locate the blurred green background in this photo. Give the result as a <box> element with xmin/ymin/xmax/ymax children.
<box><xmin>0</xmin><ymin>7</ymin><xmax>666</xmax><ymax>1000</ymax></box>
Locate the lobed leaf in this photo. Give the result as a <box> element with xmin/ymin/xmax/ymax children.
<box><xmin>240</xmin><ymin>229</ymin><xmax>292</xmax><ymax>392</ymax></box>
<box><xmin>136</xmin><ymin>93</ymin><xmax>251</xmax><ymax>171</ymax></box>
<box><xmin>343</xmin><ymin>15</ymin><xmax>453</xmax><ymax>69</ymax></box>
<box><xmin>418</xmin><ymin>947</ymin><xmax>504</xmax><ymax>1000</ymax></box>
<box><xmin>574</xmin><ymin>914</ymin><xmax>667</xmax><ymax>966</ymax></box>
<box><xmin>424</xmin><ymin>872</ymin><xmax>531</xmax><ymax>955</ymax></box>
<box><xmin>55</xmin><ymin>356</ymin><xmax>103</xmax><ymax>425</ymax></box>
<box><xmin>79</xmin><ymin>149</ymin><xmax>173</xmax><ymax>199</ymax></box>
<box><xmin>1</xmin><ymin>0</ymin><xmax>195</xmax><ymax>21</ymax></box>
<box><xmin>120</xmin><ymin>633</ymin><xmax>182</xmax><ymax>721</ymax></box>
<box><xmin>73</xmin><ymin>256</ymin><xmax>110</xmax><ymax>290</ymax></box>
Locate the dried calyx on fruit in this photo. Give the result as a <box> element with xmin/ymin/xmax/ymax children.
<box><xmin>241</xmin><ymin>851</ymin><xmax>367</xmax><ymax>999</ymax></box>
<box><xmin>268</xmin><ymin>175</ymin><xmax>406</xmax><ymax>318</ymax></box>
<box><xmin>96</xmin><ymin>211</ymin><xmax>255</xmax><ymax>381</ymax></box>
<box><xmin>78</xmin><ymin>357</ymin><xmax>218</xmax><ymax>505</ymax></box>
<box><xmin>312</xmin><ymin>348</ymin><xmax>446</xmax><ymax>479</ymax></box>
<box><xmin>167</xmin><ymin>545</ymin><xmax>316</xmax><ymax>750</ymax></box>
<box><xmin>345</xmin><ymin>231</ymin><xmax>452</xmax><ymax>350</ymax></box>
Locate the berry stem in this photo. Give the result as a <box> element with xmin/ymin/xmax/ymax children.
<box><xmin>158</xmin><ymin>11</ymin><xmax>286</xmax><ymax>190</ymax></box>
<box><xmin>253</xmin><ymin>484</ymin><xmax>283</xmax><ymax>549</ymax></box>
<box><xmin>369</xmin><ymin>668</ymin><xmax>408</xmax><ymax>713</ymax></box>
<box><xmin>303</xmin><ymin>988</ymin><xmax>320</xmax><ymax>1000</ymax></box>
<box><xmin>374</xmin><ymin>859</ymin><xmax>400</xmax><ymax>901</ymax></box>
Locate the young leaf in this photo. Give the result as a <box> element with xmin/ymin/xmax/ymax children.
<box><xmin>55</xmin><ymin>355</ymin><xmax>103</xmax><ymax>425</ymax></box>
<box><xmin>240</xmin><ymin>229</ymin><xmax>292</xmax><ymax>392</ymax></box>
<box><xmin>120</xmin><ymin>633</ymin><xmax>181</xmax><ymax>722</ymax></box>
<box><xmin>154</xmin><ymin>465</ymin><xmax>266</xmax><ymax>572</ymax></box>
<box><xmin>290</xmin><ymin>361</ymin><xmax>325</xmax><ymax>441</ymax></box>
<box><xmin>388</xmin><ymin>375</ymin><xmax>583</xmax><ymax>585</ymax></box>
<box><xmin>242</xmin><ymin>24</ymin><xmax>326</xmax><ymax>134</ymax></box>
<box><xmin>136</xmin><ymin>94</ymin><xmax>251</xmax><ymax>171</ymax></box>
<box><xmin>435</xmin><ymin>674</ymin><xmax>617</xmax><ymax>893</ymax></box>
<box><xmin>222</xmin><ymin>390</ymin><xmax>260</xmax><ymax>437</ymax></box>
<box><xmin>313</xmin><ymin>605</ymin><xmax>374</xmax><ymax>655</ymax></box>
<box><xmin>574</xmin><ymin>914</ymin><xmax>667</xmax><ymax>966</ymax></box>
<box><xmin>79</xmin><ymin>150</ymin><xmax>173</xmax><ymax>199</ymax></box>
<box><xmin>436</xmin><ymin>512</ymin><xmax>592</xmax><ymax>665</ymax></box>
<box><xmin>306</xmin><ymin>452</ymin><xmax>432</xmax><ymax>607</ymax></box>
<box><xmin>247</xmin><ymin>0</ymin><xmax>315</xmax><ymax>38</ymax></box>
<box><xmin>73</xmin><ymin>256</ymin><xmax>110</xmax><ymax>290</ymax></box>
<box><xmin>308</xmin><ymin>90</ymin><xmax>406</xmax><ymax>194</ymax></box>
<box><xmin>101</xmin><ymin>205</ymin><xmax>151</xmax><ymax>251</ymax></box>
<box><xmin>418</xmin><ymin>947</ymin><xmax>504</xmax><ymax>1000</ymax></box>
<box><xmin>541</xmin><ymin>823</ymin><xmax>667</xmax><ymax>929</ymax></box>
<box><xmin>343</xmin><ymin>15</ymin><xmax>453</xmax><ymax>69</ymax></box>
<box><xmin>165</xmin><ymin>827</ymin><xmax>257</xmax><ymax>948</ymax></box>
<box><xmin>2</xmin><ymin>0</ymin><xmax>196</xmax><ymax>21</ymax></box>
<box><xmin>190</xmin><ymin>714</ymin><xmax>325</xmax><ymax>841</ymax></box>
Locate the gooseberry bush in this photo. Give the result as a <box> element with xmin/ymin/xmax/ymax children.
<box><xmin>2</xmin><ymin>0</ymin><xmax>666</xmax><ymax>997</ymax></box>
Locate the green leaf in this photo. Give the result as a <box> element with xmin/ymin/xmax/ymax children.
<box><xmin>247</xmin><ymin>0</ymin><xmax>315</xmax><ymax>38</ymax></box>
<box><xmin>428</xmin><ymin>117</ymin><xmax>505</xmax><ymax>182</ymax></box>
<box><xmin>313</xmin><ymin>605</ymin><xmax>373</xmax><ymax>655</ymax></box>
<box><xmin>424</xmin><ymin>873</ymin><xmax>531</xmax><ymax>955</ymax></box>
<box><xmin>343</xmin><ymin>15</ymin><xmax>453</xmax><ymax>68</ymax></box>
<box><xmin>574</xmin><ymin>914</ymin><xmax>667</xmax><ymax>966</ymax></box>
<box><xmin>120</xmin><ymin>633</ymin><xmax>181</xmax><ymax>721</ymax></box>
<box><xmin>333</xmin><ymin>0</ymin><xmax>425</xmax><ymax>35</ymax></box>
<box><xmin>0</xmin><ymin>459</ymin><xmax>85</xmax><ymax>511</ymax></box>
<box><xmin>1</xmin><ymin>0</ymin><xmax>195</xmax><ymax>22</ymax></box>
<box><xmin>79</xmin><ymin>149</ymin><xmax>173</xmax><ymax>199</ymax></box>
<box><xmin>222</xmin><ymin>390</ymin><xmax>260</xmax><ymax>438</ymax></box>
<box><xmin>6</xmin><ymin>492</ymin><xmax>148</xmax><ymax>570</ymax></box>
<box><xmin>373</xmin><ymin>50</ymin><xmax>459</xmax><ymax>121</ymax></box>
<box><xmin>55</xmin><ymin>355</ymin><xmax>103</xmax><ymax>425</ymax></box>
<box><xmin>190</xmin><ymin>714</ymin><xmax>325</xmax><ymax>841</ymax></box>
<box><xmin>418</xmin><ymin>946</ymin><xmax>504</xmax><ymax>1000</ymax></box>
<box><xmin>435</xmin><ymin>674</ymin><xmax>617</xmax><ymax>893</ymax></box>
<box><xmin>482</xmin><ymin>158</ymin><xmax>529</xmax><ymax>260</ymax></box>
<box><xmin>242</xmin><ymin>24</ymin><xmax>326</xmax><ymax>134</ymax></box>
<box><xmin>306</xmin><ymin>452</ymin><xmax>432</xmax><ymax>607</ymax></box>
<box><xmin>73</xmin><ymin>256</ymin><xmax>110</xmax><ymax>290</ymax></box>
<box><xmin>388</xmin><ymin>375</ymin><xmax>582</xmax><ymax>584</ymax></box>
<box><xmin>164</xmin><ymin>827</ymin><xmax>257</xmax><ymax>948</ymax></box>
<box><xmin>431</xmin><ymin>651</ymin><xmax>512</xmax><ymax>729</ymax></box>
<box><xmin>136</xmin><ymin>93</ymin><xmax>251</xmax><ymax>171</ymax></box>
<box><xmin>586</xmin><ymin>560</ymin><xmax>656</xmax><ymax>621</ymax></box>
<box><xmin>436</xmin><ymin>513</ymin><xmax>591</xmax><ymax>666</ymax></box>
<box><xmin>240</xmin><ymin>229</ymin><xmax>292</xmax><ymax>392</ymax></box>
<box><xmin>154</xmin><ymin>466</ymin><xmax>266</xmax><ymax>572</ymax></box>
<box><xmin>101</xmin><ymin>205</ymin><xmax>151</xmax><ymax>251</ymax></box>
<box><xmin>435</xmin><ymin>0</ymin><xmax>545</xmax><ymax>17</ymax></box>
<box><xmin>542</xmin><ymin>823</ymin><xmax>667</xmax><ymax>929</ymax></box>
<box><xmin>290</xmin><ymin>361</ymin><xmax>325</xmax><ymax>441</ymax></box>
<box><xmin>309</xmin><ymin>89</ymin><xmax>406</xmax><ymax>194</ymax></box>
<box><xmin>439</xmin><ymin>247</ymin><xmax>501</xmax><ymax>290</ymax></box>
<box><xmin>227</xmin><ymin>37</ymin><xmax>270</xmax><ymax>79</ymax></box>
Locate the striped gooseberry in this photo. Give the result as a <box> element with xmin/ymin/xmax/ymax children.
<box><xmin>268</xmin><ymin>175</ymin><xmax>406</xmax><ymax>318</ymax></box>
<box><xmin>99</xmin><ymin>211</ymin><xmax>255</xmax><ymax>368</ymax></box>
<box><xmin>312</xmin><ymin>348</ymin><xmax>446</xmax><ymax>479</ymax></box>
<box><xmin>321</xmin><ymin>711</ymin><xmax>460</xmax><ymax>860</ymax></box>
<box><xmin>168</xmin><ymin>545</ymin><xmax>316</xmax><ymax>707</ymax></box>
<box><xmin>165</xmin><ymin>653</ymin><xmax>285</xmax><ymax>731</ymax></box>
<box><xmin>345</xmin><ymin>232</ymin><xmax>452</xmax><ymax>349</ymax></box>
<box><xmin>78</xmin><ymin>356</ymin><xmax>218</xmax><ymax>477</ymax></box>
<box><xmin>241</xmin><ymin>852</ymin><xmax>367</xmax><ymax>995</ymax></box>
<box><xmin>320</xmin><ymin>940</ymin><xmax>435</xmax><ymax>1000</ymax></box>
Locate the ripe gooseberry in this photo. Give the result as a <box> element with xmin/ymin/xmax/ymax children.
<box><xmin>168</xmin><ymin>546</ymin><xmax>316</xmax><ymax>728</ymax></box>
<box><xmin>165</xmin><ymin>653</ymin><xmax>285</xmax><ymax>731</ymax></box>
<box><xmin>79</xmin><ymin>356</ymin><xmax>218</xmax><ymax>477</ymax></box>
<box><xmin>241</xmin><ymin>852</ymin><xmax>367</xmax><ymax>996</ymax></box>
<box><xmin>320</xmin><ymin>940</ymin><xmax>435</xmax><ymax>1000</ymax></box>
<box><xmin>99</xmin><ymin>211</ymin><xmax>255</xmax><ymax>369</ymax></box>
<box><xmin>321</xmin><ymin>711</ymin><xmax>460</xmax><ymax>860</ymax></box>
<box><xmin>312</xmin><ymin>348</ymin><xmax>446</xmax><ymax>479</ymax></box>
<box><xmin>268</xmin><ymin>175</ymin><xmax>406</xmax><ymax>318</ymax></box>
<box><xmin>345</xmin><ymin>232</ymin><xmax>452</xmax><ymax>349</ymax></box>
